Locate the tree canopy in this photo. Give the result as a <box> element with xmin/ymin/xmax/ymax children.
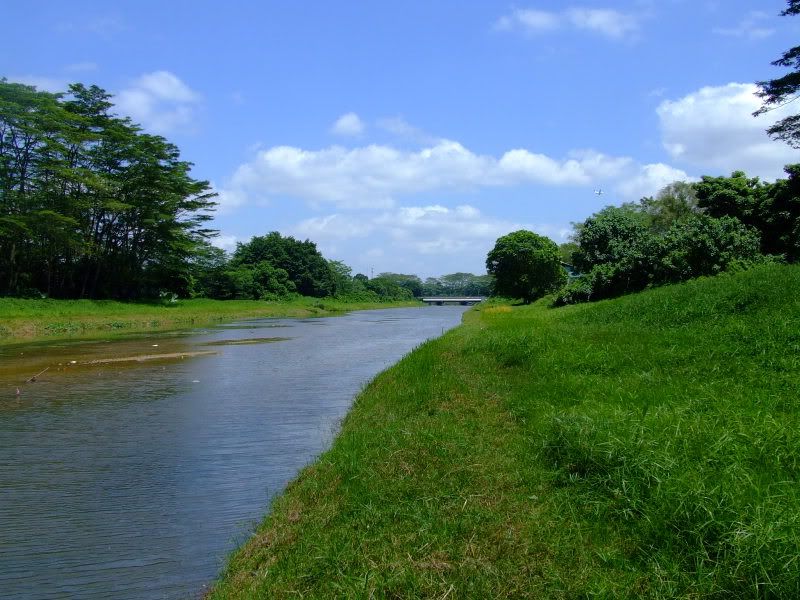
<box><xmin>554</xmin><ymin>177</ymin><xmax>771</xmax><ymax>305</ymax></box>
<box><xmin>0</xmin><ymin>79</ymin><xmax>217</xmax><ymax>299</ymax></box>
<box><xmin>486</xmin><ymin>230</ymin><xmax>566</xmax><ymax>303</ymax></box>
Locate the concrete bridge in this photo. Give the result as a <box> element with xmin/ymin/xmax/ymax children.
<box><xmin>420</xmin><ymin>296</ymin><xmax>486</xmax><ymax>306</ymax></box>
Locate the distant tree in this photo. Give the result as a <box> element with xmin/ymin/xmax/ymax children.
<box><xmin>327</xmin><ymin>260</ymin><xmax>355</xmax><ymax>296</ymax></box>
<box><xmin>558</xmin><ymin>242</ymin><xmax>579</xmax><ymax>265</ymax></box>
<box><xmin>486</xmin><ymin>230</ymin><xmax>566</xmax><ymax>303</ymax></box>
<box><xmin>639</xmin><ymin>181</ymin><xmax>700</xmax><ymax>232</ymax></box>
<box><xmin>754</xmin><ymin>1</ymin><xmax>800</xmax><ymax>146</ymax></box>
<box><xmin>232</xmin><ymin>232</ymin><xmax>334</xmax><ymax>297</ymax></box>
<box><xmin>375</xmin><ymin>272</ymin><xmax>423</xmax><ymax>297</ymax></box>
<box><xmin>422</xmin><ymin>277</ymin><xmax>444</xmax><ymax>296</ymax></box>
<box><xmin>366</xmin><ymin>275</ymin><xmax>415</xmax><ymax>300</ymax></box>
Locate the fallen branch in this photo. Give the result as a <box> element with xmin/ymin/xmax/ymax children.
<box><xmin>25</xmin><ymin>366</ymin><xmax>49</xmax><ymax>383</ymax></box>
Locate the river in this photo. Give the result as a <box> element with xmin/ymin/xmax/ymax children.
<box><xmin>0</xmin><ymin>306</ymin><xmax>467</xmax><ymax>599</ymax></box>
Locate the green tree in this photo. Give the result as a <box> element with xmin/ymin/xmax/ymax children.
<box><xmin>232</xmin><ymin>232</ymin><xmax>334</xmax><ymax>297</ymax></box>
<box><xmin>761</xmin><ymin>164</ymin><xmax>800</xmax><ymax>261</ymax></box>
<box><xmin>0</xmin><ymin>79</ymin><xmax>217</xmax><ymax>299</ymax></box>
<box><xmin>693</xmin><ymin>171</ymin><xmax>767</xmax><ymax>230</ymax></box>
<box><xmin>754</xmin><ymin>1</ymin><xmax>800</xmax><ymax>146</ymax></box>
<box><xmin>639</xmin><ymin>181</ymin><xmax>700</xmax><ymax>232</ymax></box>
<box><xmin>558</xmin><ymin>242</ymin><xmax>579</xmax><ymax>265</ymax></box>
<box><xmin>375</xmin><ymin>272</ymin><xmax>423</xmax><ymax>297</ymax></box>
<box><xmin>571</xmin><ymin>205</ymin><xmax>656</xmax><ymax>280</ymax></box>
<box><xmin>657</xmin><ymin>214</ymin><xmax>761</xmax><ymax>283</ymax></box>
<box><xmin>327</xmin><ymin>260</ymin><xmax>354</xmax><ymax>296</ymax></box>
<box><xmin>365</xmin><ymin>275</ymin><xmax>414</xmax><ymax>300</ymax></box>
<box><xmin>486</xmin><ymin>230</ymin><xmax>566</xmax><ymax>303</ymax></box>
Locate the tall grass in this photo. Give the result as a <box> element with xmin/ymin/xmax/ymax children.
<box><xmin>211</xmin><ymin>264</ymin><xmax>800</xmax><ymax>598</ymax></box>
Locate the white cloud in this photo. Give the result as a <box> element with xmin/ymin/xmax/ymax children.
<box><xmin>216</xmin><ymin>137</ymin><xmax>693</xmax><ymax>212</ymax></box>
<box><xmin>331</xmin><ymin>112</ymin><xmax>365</xmax><ymax>137</ymax></box>
<box><xmin>115</xmin><ymin>71</ymin><xmax>201</xmax><ymax>134</ymax></box>
<box><xmin>712</xmin><ymin>11</ymin><xmax>774</xmax><ymax>40</ymax></box>
<box><xmin>211</xmin><ymin>234</ymin><xmax>239</xmax><ymax>253</ymax></box>
<box><xmin>293</xmin><ymin>204</ymin><xmax>533</xmax><ymax>259</ymax></box>
<box><xmin>657</xmin><ymin>82</ymin><xmax>799</xmax><ymax>180</ymax></box>
<box><xmin>615</xmin><ymin>163</ymin><xmax>695</xmax><ymax>200</ymax></box>
<box><xmin>494</xmin><ymin>6</ymin><xmax>640</xmax><ymax>40</ymax></box>
<box><xmin>566</xmin><ymin>8</ymin><xmax>640</xmax><ymax>39</ymax></box>
<box><xmin>493</xmin><ymin>9</ymin><xmax>560</xmax><ymax>33</ymax></box>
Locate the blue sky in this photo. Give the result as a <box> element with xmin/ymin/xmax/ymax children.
<box><xmin>4</xmin><ymin>1</ymin><xmax>800</xmax><ymax>277</ymax></box>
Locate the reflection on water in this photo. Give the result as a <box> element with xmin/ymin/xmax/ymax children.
<box><xmin>0</xmin><ymin>306</ymin><xmax>466</xmax><ymax>599</ymax></box>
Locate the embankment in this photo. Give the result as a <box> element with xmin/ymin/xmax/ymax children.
<box><xmin>211</xmin><ymin>264</ymin><xmax>800</xmax><ymax>598</ymax></box>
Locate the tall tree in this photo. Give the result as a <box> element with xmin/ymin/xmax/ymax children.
<box><xmin>754</xmin><ymin>1</ymin><xmax>800</xmax><ymax>146</ymax></box>
<box><xmin>486</xmin><ymin>230</ymin><xmax>566</xmax><ymax>303</ymax></box>
<box><xmin>0</xmin><ymin>79</ymin><xmax>217</xmax><ymax>298</ymax></box>
<box><xmin>232</xmin><ymin>232</ymin><xmax>334</xmax><ymax>297</ymax></box>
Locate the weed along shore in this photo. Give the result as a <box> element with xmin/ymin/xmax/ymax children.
<box><xmin>209</xmin><ymin>264</ymin><xmax>800</xmax><ymax>598</ymax></box>
<box><xmin>0</xmin><ymin>297</ymin><xmax>419</xmax><ymax>346</ymax></box>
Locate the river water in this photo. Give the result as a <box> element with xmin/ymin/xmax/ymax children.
<box><xmin>0</xmin><ymin>306</ymin><xmax>466</xmax><ymax>599</ymax></box>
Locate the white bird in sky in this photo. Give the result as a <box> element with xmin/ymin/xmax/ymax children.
<box><xmin>594</xmin><ymin>189</ymin><xmax>604</xmax><ymax>195</ymax></box>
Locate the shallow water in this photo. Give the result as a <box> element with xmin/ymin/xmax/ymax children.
<box><xmin>0</xmin><ymin>306</ymin><xmax>466</xmax><ymax>599</ymax></box>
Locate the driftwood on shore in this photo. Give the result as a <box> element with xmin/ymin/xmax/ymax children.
<box><xmin>25</xmin><ymin>366</ymin><xmax>49</xmax><ymax>382</ymax></box>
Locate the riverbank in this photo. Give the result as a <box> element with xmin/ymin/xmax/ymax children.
<box><xmin>0</xmin><ymin>297</ymin><xmax>420</xmax><ymax>345</ymax></box>
<box><xmin>210</xmin><ymin>264</ymin><xmax>800</xmax><ymax>598</ymax></box>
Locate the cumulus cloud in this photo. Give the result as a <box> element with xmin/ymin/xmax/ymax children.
<box><xmin>657</xmin><ymin>82</ymin><xmax>799</xmax><ymax>180</ymax></box>
<box><xmin>331</xmin><ymin>112</ymin><xmax>365</xmax><ymax>137</ymax></box>
<box><xmin>293</xmin><ymin>204</ymin><xmax>533</xmax><ymax>258</ymax></box>
<box><xmin>216</xmin><ymin>137</ymin><xmax>692</xmax><ymax>212</ymax></box>
<box><xmin>494</xmin><ymin>6</ymin><xmax>640</xmax><ymax>40</ymax></box>
<box><xmin>115</xmin><ymin>71</ymin><xmax>201</xmax><ymax>134</ymax></box>
<box><xmin>615</xmin><ymin>163</ymin><xmax>695</xmax><ymax>200</ymax></box>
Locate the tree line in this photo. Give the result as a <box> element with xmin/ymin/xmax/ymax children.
<box><xmin>0</xmin><ymin>79</ymin><xmax>217</xmax><ymax>299</ymax></box>
<box><xmin>485</xmin><ymin>168</ymin><xmax>800</xmax><ymax>306</ymax></box>
<box><xmin>487</xmin><ymin>1</ymin><xmax>800</xmax><ymax>307</ymax></box>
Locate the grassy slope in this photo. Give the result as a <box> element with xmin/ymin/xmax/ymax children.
<box><xmin>211</xmin><ymin>264</ymin><xmax>800</xmax><ymax>599</ymax></box>
<box><xmin>0</xmin><ymin>297</ymin><xmax>419</xmax><ymax>345</ymax></box>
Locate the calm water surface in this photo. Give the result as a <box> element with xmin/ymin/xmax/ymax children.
<box><xmin>0</xmin><ymin>306</ymin><xmax>466</xmax><ymax>599</ymax></box>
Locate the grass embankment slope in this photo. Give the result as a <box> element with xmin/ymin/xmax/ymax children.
<box><xmin>0</xmin><ymin>297</ymin><xmax>419</xmax><ymax>345</ymax></box>
<box><xmin>211</xmin><ymin>264</ymin><xmax>800</xmax><ymax>599</ymax></box>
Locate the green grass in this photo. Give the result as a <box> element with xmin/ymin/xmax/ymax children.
<box><xmin>0</xmin><ymin>297</ymin><xmax>419</xmax><ymax>345</ymax></box>
<box><xmin>209</xmin><ymin>263</ymin><xmax>800</xmax><ymax>599</ymax></box>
